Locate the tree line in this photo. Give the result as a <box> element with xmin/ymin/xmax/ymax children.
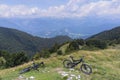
<box><xmin>0</xmin><ymin>51</ymin><xmax>29</xmax><ymax>69</ymax></box>
<box><xmin>33</xmin><ymin>39</ymin><xmax>109</xmax><ymax>59</ymax></box>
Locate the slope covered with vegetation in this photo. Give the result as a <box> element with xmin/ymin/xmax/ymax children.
<box><xmin>88</xmin><ymin>26</ymin><xmax>120</xmax><ymax>44</ymax></box>
<box><xmin>0</xmin><ymin>26</ymin><xmax>120</xmax><ymax>80</ymax></box>
<box><xmin>0</xmin><ymin>27</ymin><xmax>72</xmax><ymax>55</ymax></box>
<box><xmin>0</xmin><ymin>44</ymin><xmax>120</xmax><ymax>80</ymax></box>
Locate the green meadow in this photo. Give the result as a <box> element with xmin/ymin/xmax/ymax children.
<box><xmin>0</xmin><ymin>47</ymin><xmax>120</xmax><ymax>80</ymax></box>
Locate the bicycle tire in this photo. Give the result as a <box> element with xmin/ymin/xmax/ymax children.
<box><xmin>80</xmin><ymin>63</ymin><xmax>92</xmax><ymax>75</ymax></box>
<box><xmin>63</xmin><ymin>59</ymin><xmax>73</xmax><ymax>68</ymax></box>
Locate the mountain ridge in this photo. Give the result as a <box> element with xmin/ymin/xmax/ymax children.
<box><xmin>0</xmin><ymin>27</ymin><xmax>72</xmax><ymax>55</ymax></box>
<box><xmin>87</xmin><ymin>26</ymin><xmax>120</xmax><ymax>42</ymax></box>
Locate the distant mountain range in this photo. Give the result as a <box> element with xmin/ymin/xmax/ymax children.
<box><xmin>0</xmin><ymin>17</ymin><xmax>120</xmax><ymax>39</ymax></box>
<box><xmin>37</xmin><ymin>28</ymin><xmax>90</xmax><ymax>39</ymax></box>
<box><xmin>0</xmin><ymin>25</ymin><xmax>120</xmax><ymax>56</ymax></box>
<box><xmin>0</xmin><ymin>27</ymin><xmax>72</xmax><ymax>55</ymax></box>
<box><xmin>88</xmin><ymin>26</ymin><xmax>120</xmax><ymax>42</ymax></box>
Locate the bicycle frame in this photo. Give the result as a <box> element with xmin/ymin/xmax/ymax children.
<box><xmin>19</xmin><ymin>62</ymin><xmax>44</xmax><ymax>74</ymax></box>
<box><xmin>69</xmin><ymin>56</ymin><xmax>84</xmax><ymax>67</ymax></box>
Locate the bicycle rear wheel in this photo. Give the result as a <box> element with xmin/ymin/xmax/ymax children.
<box><xmin>80</xmin><ymin>63</ymin><xmax>92</xmax><ymax>75</ymax></box>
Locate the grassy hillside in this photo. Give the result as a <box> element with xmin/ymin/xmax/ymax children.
<box><xmin>0</xmin><ymin>27</ymin><xmax>72</xmax><ymax>55</ymax></box>
<box><xmin>0</xmin><ymin>47</ymin><xmax>120</xmax><ymax>80</ymax></box>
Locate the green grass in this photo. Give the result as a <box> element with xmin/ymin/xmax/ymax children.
<box><xmin>24</xmin><ymin>70</ymin><xmax>61</xmax><ymax>80</ymax></box>
<box><xmin>0</xmin><ymin>48</ymin><xmax>120</xmax><ymax>80</ymax></box>
<box><xmin>59</xmin><ymin>43</ymin><xmax>69</xmax><ymax>54</ymax></box>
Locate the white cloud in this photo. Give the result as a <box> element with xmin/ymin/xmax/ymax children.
<box><xmin>0</xmin><ymin>4</ymin><xmax>39</xmax><ymax>17</ymax></box>
<box><xmin>0</xmin><ymin>0</ymin><xmax>120</xmax><ymax>18</ymax></box>
<box><xmin>96</xmin><ymin>0</ymin><xmax>120</xmax><ymax>16</ymax></box>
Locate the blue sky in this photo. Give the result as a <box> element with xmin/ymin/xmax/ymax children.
<box><xmin>0</xmin><ymin>0</ymin><xmax>70</xmax><ymax>9</ymax></box>
<box><xmin>0</xmin><ymin>0</ymin><xmax>68</xmax><ymax>8</ymax></box>
<box><xmin>0</xmin><ymin>0</ymin><xmax>120</xmax><ymax>18</ymax></box>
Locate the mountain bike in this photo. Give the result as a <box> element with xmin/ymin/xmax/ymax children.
<box><xmin>19</xmin><ymin>62</ymin><xmax>45</xmax><ymax>74</ymax></box>
<box><xmin>63</xmin><ymin>56</ymin><xmax>92</xmax><ymax>75</ymax></box>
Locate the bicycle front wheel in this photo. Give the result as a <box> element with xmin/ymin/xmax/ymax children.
<box><xmin>80</xmin><ymin>63</ymin><xmax>92</xmax><ymax>75</ymax></box>
<box><xmin>63</xmin><ymin>59</ymin><xmax>73</xmax><ymax>68</ymax></box>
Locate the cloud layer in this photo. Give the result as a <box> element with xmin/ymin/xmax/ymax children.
<box><xmin>0</xmin><ymin>0</ymin><xmax>120</xmax><ymax>18</ymax></box>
